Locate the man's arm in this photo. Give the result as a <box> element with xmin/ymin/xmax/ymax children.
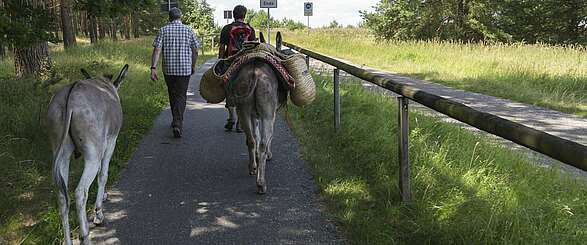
<box><xmin>250</xmin><ymin>26</ymin><xmax>257</xmax><ymax>41</ymax></box>
<box><xmin>151</xmin><ymin>29</ymin><xmax>163</xmax><ymax>81</ymax></box>
<box><xmin>218</xmin><ymin>44</ymin><xmax>226</xmax><ymax>59</ymax></box>
<box><xmin>189</xmin><ymin>31</ymin><xmax>201</xmax><ymax>74</ymax></box>
<box><xmin>150</xmin><ymin>47</ymin><xmax>161</xmax><ymax>81</ymax></box>
<box><xmin>218</xmin><ymin>25</ymin><xmax>229</xmax><ymax>59</ymax></box>
<box><xmin>191</xmin><ymin>47</ymin><xmax>199</xmax><ymax>74</ymax></box>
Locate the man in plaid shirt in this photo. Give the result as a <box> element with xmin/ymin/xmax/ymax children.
<box><xmin>150</xmin><ymin>7</ymin><xmax>200</xmax><ymax>138</ymax></box>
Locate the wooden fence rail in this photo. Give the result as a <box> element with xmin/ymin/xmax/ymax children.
<box><xmin>277</xmin><ymin>37</ymin><xmax>587</xmax><ymax>188</ymax></box>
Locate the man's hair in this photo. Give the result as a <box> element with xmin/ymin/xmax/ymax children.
<box><xmin>169</xmin><ymin>7</ymin><xmax>182</xmax><ymax>21</ymax></box>
<box><xmin>233</xmin><ymin>5</ymin><xmax>247</xmax><ymax>20</ymax></box>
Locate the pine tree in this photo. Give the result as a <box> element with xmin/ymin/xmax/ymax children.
<box><xmin>60</xmin><ymin>0</ymin><xmax>76</xmax><ymax>48</ymax></box>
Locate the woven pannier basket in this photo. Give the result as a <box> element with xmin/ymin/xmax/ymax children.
<box><xmin>282</xmin><ymin>54</ymin><xmax>316</xmax><ymax>106</ymax></box>
<box><xmin>199</xmin><ymin>61</ymin><xmax>226</xmax><ymax>104</ymax></box>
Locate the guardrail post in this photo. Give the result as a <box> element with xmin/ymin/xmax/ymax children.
<box><xmin>305</xmin><ymin>55</ymin><xmax>310</xmax><ymax>70</ymax></box>
<box><xmin>334</xmin><ymin>69</ymin><xmax>341</xmax><ymax>131</ymax></box>
<box><xmin>397</xmin><ymin>96</ymin><xmax>411</xmax><ymax>202</ymax></box>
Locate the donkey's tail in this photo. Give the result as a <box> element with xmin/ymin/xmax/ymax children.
<box><xmin>52</xmin><ymin>82</ymin><xmax>78</xmax><ymax>205</ymax></box>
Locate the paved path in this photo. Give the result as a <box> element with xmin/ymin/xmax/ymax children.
<box><xmin>310</xmin><ymin>59</ymin><xmax>587</xmax><ymax>176</ymax></box>
<box><xmin>91</xmin><ymin>59</ymin><xmax>343</xmax><ymax>244</ymax></box>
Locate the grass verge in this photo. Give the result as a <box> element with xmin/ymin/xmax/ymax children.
<box><xmin>0</xmin><ymin>38</ymin><xmax>211</xmax><ymax>244</ymax></box>
<box><xmin>282</xmin><ymin>28</ymin><xmax>587</xmax><ymax>117</ymax></box>
<box><xmin>287</xmin><ymin>74</ymin><xmax>587</xmax><ymax>244</ymax></box>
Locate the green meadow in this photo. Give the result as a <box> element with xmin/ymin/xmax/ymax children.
<box><xmin>0</xmin><ymin>38</ymin><xmax>211</xmax><ymax>244</ymax></box>
<box><xmin>288</xmin><ymin>74</ymin><xmax>587</xmax><ymax>244</ymax></box>
<box><xmin>282</xmin><ymin>28</ymin><xmax>587</xmax><ymax>117</ymax></box>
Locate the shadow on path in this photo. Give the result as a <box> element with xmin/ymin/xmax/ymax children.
<box><xmin>91</xmin><ymin>59</ymin><xmax>343</xmax><ymax>244</ymax></box>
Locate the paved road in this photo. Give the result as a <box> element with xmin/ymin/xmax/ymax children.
<box><xmin>91</xmin><ymin>59</ymin><xmax>343</xmax><ymax>244</ymax></box>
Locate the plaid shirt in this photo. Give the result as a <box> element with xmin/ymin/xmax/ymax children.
<box><xmin>153</xmin><ymin>20</ymin><xmax>201</xmax><ymax>76</ymax></box>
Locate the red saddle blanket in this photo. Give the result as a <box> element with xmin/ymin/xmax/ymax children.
<box><xmin>222</xmin><ymin>51</ymin><xmax>295</xmax><ymax>90</ymax></box>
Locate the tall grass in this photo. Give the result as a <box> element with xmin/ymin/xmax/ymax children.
<box><xmin>0</xmin><ymin>38</ymin><xmax>211</xmax><ymax>244</ymax></box>
<box><xmin>283</xmin><ymin>28</ymin><xmax>587</xmax><ymax>116</ymax></box>
<box><xmin>287</xmin><ymin>74</ymin><xmax>587</xmax><ymax>244</ymax></box>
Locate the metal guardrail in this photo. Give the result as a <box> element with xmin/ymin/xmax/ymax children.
<box><xmin>276</xmin><ymin>32</ymin><xmax>587</xmax><ymax>201</ymax></box>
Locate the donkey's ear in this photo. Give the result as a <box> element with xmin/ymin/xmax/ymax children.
<box><xmin>113</xmin><ymin>64</ymin><xmax>129</xmax><ymax>88</ymax></box>
<box><xmin>259</xmin><ymin>32</ymin><xmax>266</xmax><ymax>43</ymax></box>
<box><xmin>275</xmin><ymin>31</ymin><xmax>282</xmax><ymax>50</ymax></box>
<box><xmin>80</xmin><ymin>68</ymin><xmax>92</xmax><ymax>79</ymax></box>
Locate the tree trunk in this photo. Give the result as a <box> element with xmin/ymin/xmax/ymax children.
<box><xmin>0</xmin><ymin>43</ymin><xmax>5</xmax><ymax>60</ymax></box>
<box><xmin>60</xmin><ymin>0</ymin><xmax>76</xmax><ymax>48</ymax></box>
<box><xmin>132</xmin><ymin>13</ymin><xmax>140</xmax><ymax>38</ymax></box>
<box><xmin>99</xmin><ymin>18</ymin><xmax>107</xmax><ymax>40</ymax></box>
<box><xmin>81</xmin><ymin>11</ymin><xmax>89</xmax><ymax>37</ymax></box>
<box><xmin>111</xmin><ymin>19</ymin><xmax>118</xmax><ymax>41</ymax></box>
<box><xmin>14</xmin><ymin>42</ymin><xmax>52</xmax><ymax>78</ymax></box>
<box><xmin>89</xmin><ymin>14</ymin><xmax>98</xmax><ymax>43</ymax></box>
<box><xmin>124</xmin><ymin>15</ymin><xmax>131</xmax><ymax>40</ymax></box>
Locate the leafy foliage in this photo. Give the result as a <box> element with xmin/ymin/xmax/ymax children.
<box><xmin>0</xmin><ymin>0</ymin><xmax>56</xmax><ymax>48</ymax></box>
<box><xmin>183</xmin><ymin>0</ymin><xmax>215</xmax><ymax>37</ymax></box>
<box><xmin>362</xmin><ymin>0</ymin><xmax>587</xmax><ymax>44</ymax></box>
<box><xmin>245</xmin><ymin>9</ymin><xmax>306</xmax><ymax>30</ymax></box>
<box><xmin>328</xmin><ymin>20</ymin><xmax>342</xmax><ymax>29</ymax></box>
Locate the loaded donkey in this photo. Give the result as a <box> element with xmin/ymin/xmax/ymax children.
<box><xmin>47</xmin><ymin>65</ymin><xmax>129</xmax><ymax>244</ymax></box>
<box><xmin>222</xmin><ymin>41</ymin><xmax>314</xmax><ymax>194</ymax></box>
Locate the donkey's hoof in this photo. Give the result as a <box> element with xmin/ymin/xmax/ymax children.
<box><xmin>256</xmin><ymin>185</ymin><xmax>267</xmax><ymax>194</ymax></box>
<box><xmin>93</xmin><ymin>211</ymin><xmax>104</xmax><ymax>226</ymax></box>
<box><xmin>249</xmin><ymin>168</ymin><xmax>257</xmax><ymax>176</ymax></box>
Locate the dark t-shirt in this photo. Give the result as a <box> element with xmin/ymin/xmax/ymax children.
<box><xmin>219</xmin><ymin>21</ymin><xmax>256</xmax><ymax>46</ymax></box>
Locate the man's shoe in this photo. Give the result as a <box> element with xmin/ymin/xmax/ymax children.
<box><xmin>172</xmin><ymin>127</ymin><xmax>182</xmax><ymax>138</ymax></box>
<box><xmin>235</xmin><ymin>122</ymin><xmax>244</xmax><ymax>133</ymax></box>
<box><xmin>224</xmin><ymin>120</ymin><xmax>235</xmax><ymax>131</ymax></box>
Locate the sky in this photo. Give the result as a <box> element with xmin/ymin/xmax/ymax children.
<box><xmin>209</xmin><ymin>0</ymin><xmax>380</xmax><ymax>28</ymax></box>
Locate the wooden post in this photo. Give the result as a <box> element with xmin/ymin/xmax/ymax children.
<box><xmin>397</xmin><ymin>96</ymin><xmax>411</xmax><ymax>202</ymax></box>
<box><xmin>334</xmin><ymin>68</ymin><xmax>341</xmax><ymax>131</ymax></box>
<box><xmin>305</xmin><ymin>55</ymin><xmax>310</xmax><ymax>70</ymax></box>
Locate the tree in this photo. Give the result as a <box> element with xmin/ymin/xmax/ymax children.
<box><xmin>328</xmin><ymin>20</ymin><xmax>341</xmax><ymax>28</ymax></box>
<box><xmin>362</xmin><ymin>0</ymin><xmax>587</xmax><ymax>44</ymax></box>
<box><xmin>183</xmin><ymin>0</ymin><xmax>215</xmax><ymax>38</ymax></box>
<box><xmin>281</xmin><ymin>18</ymin><xmax>306</xmax><ymax>30</ymax></box>
<box><xmin>1</xmin><ymin>0</ymin><xmax>56</xmax><ymax>78</ymax></box>
<box><xmin>60</xmin><ymin>0</ymin><xmax>76</xmax><ymax>48</ymax></box>
<box><xmin>245</xmin><ymin>9</ymin><xmax>280</xmax><ymax>29</ymax></box>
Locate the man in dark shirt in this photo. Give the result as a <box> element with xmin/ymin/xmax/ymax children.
<box><xmin>218</xmin><ymin>5</ymin><xmax>256</xmax><ymax>131</ymax></box>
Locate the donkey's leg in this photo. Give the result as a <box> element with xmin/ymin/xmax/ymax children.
<box><xmin>237</xmin><ymin>106</ymin><xmax>257</xmax><ymax>175</ymax></box>
<box><xmin>266</xmin><ymin>134</ymin><xmax>273</xmax><ymax>161</ymax></box>
<box><xmin>93</xmin><ymin>136</ymin><xmax>117</xmax><ymax>225</ymax></box>
<box><xmin>53</xmin><ymin>138</ymin><xmax>75</xmax><ymax>245</ymax></box>
<box><xmin>256</xmin><ymin>111</ymin><xmax>276</xmax><ymax>194</ymax></box>
<box><xmin>225</xmin><ymin>105</ymin><xmax>238</xmax><ymax>131</ymax></box>
<box><xmin>75</xmin><ymin>145</ymin><xmax>102</xmax><ymax>245</ymax></box>
<box><xmin>252</xmin><ymin>118</ymin><xmax>260</xmax><ymax>164</ymax></box>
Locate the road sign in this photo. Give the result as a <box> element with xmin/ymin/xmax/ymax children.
<box><xmin>223</xmin><ymin>10</ymin><xmax>232</xmax><ymax>19</ymax></box>
<box><xmin>260</xmin><ymin>0</ymin><xmax>277</xmax><ymax>8</ymax></box>
<box><xmin>304</xmin><ymin>2</ymin><xmax>313</xmax><ymax>16</ymax></box>
<box><xmin>160</xmin><ymin>1</ymin><xmax>178</xmax><ymax>12</ymax></box>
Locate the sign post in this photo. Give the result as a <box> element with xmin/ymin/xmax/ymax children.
<box><xmin>304</xmin><ymin>2</ymin><xmax>313</xmax><ymax>34</ymax></box>
<box><xmin>160</xmin><ymin>1</ymin><xmax>178</xmax><ymax>12</ymax></box>
<box><xmin>260</xmin><ymin>0</ymin><xmax>277</xmax><ymax>45</ymax></box>
<box><xmin>223</xmin><ymin>10</ymin><xmax>232</xmax><ymax>24</ymax></box>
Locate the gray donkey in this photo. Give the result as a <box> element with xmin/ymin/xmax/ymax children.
<box><xmin>47</xmin><ymin>65</ymin><xmax>128</xmax><ymax>245</ymax></box>
<box><xmin>231</xmin><ymin>60</ymin><xmax>287</xmax><ymax>194</ymax></box>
